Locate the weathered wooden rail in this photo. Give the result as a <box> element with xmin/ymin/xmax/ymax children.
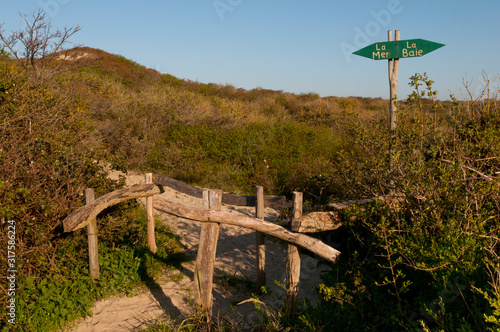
<box><xmin>62</xmin><ymin>173</ymin><xmax>349</xmax><ymax>318</ymax></box>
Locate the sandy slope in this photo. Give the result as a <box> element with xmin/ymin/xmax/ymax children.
<box><xmin>67</xmin><ymin>171</ymin><xmax>331</xmax><ymax>331</ymax></box>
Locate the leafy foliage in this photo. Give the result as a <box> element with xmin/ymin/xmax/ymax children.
<box><xmin>303</xmin><ymin>74</ymin><xmax>500</xmax><ymax>331</ymax></box>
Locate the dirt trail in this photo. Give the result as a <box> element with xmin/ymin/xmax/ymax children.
<box><xmin>67</xmin><ymin>171</ymin><xmax>331</xmax><ymax>331</ymax></box>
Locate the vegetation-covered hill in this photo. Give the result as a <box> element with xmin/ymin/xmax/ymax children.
<box><xmin>42</xmin><ymin>46</ymin><xmax>394</xmax><ymax>200</ymax></box>
<box><xmin>1</xmin><ymin>34</ymin><xmax>500</xmax><ymax>331</ymax></box>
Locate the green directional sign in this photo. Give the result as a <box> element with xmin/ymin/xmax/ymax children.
<box><xmin>353</xmin><ymin>39</ymin><xmax>445</xmax><ymax>60</ymax></box>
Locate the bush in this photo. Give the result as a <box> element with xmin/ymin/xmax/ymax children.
<box><xmin>302</xmin><ymin>74</ymin><xmax>500</xmax><ymax>331</ymax></box>
<box><xmin>3</xmin><ymin>205</ymin><xmax>186</xmax><ymax>332</ymax></box>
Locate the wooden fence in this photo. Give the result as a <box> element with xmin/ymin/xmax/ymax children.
<box><xmin>62</xmin><ymin>173</ymin><xmax>344</xmax><ymax>318</ymax></box>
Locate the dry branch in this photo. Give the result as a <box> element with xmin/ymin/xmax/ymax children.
<box><xmin>152</xmin><ymin>173</ymin><xmax>285</xmax><ymax>208</ymax></box>
<box><xmin>153</xmin><ymin>197</ymin><xmax>341</xmax><ymax>263</ymax></box>
<box><xmin>293</xmin><ymin>211</ymin><xmax>343</xmax><ymax>233</ymax></box>
<box><xmin>222</xmin><ymin>193</ymin><xmax>286</xmax><ymax>208</ymax></box>
<box><xmin>327</xmin><ymin>196</ymin><xmax>385</xmax><ymax>210</ymax></box>
<box><xmin>152</xmin><ymin>174</ymin><xmax>203</xmax><ymax>198</ymax></box>
<box><xmin>63</xmin><ymin>184</ymin><xmax>163</xmax><ymax>232</ymax></box>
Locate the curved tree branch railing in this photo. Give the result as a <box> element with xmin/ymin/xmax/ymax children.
<box><xmin>63</xmin><ymin>184</ymin><xmax>163</xmax><ymax>232</ymax></box>
<box><xmin>62</xmin><ymin>184</ymin><xmax>340</xmax><ymax>263</ymax></box>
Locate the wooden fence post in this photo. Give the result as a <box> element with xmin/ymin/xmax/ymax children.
<box><xmin>194</xmin><ymin>189</ymin><xmax>221</xmax><ymax>319</ymax></box>
<box><xmin>255</xmin><ymin>186</ymin><xmax>266</xmax><ymax>294</ymax></box>
<box><xmin>286</xmin><ymin>191</ymin><xmax>302</xmax><ymax>317</ymax></box>
<box><xmin>145</xmin><ymin>173</ymin><xmax>157</xmax><ymax>254</ymax></box>
<box><xmin>86</xmin><ymin>188</ymin><xmax>99</xmax><ymax>279</ymax></box>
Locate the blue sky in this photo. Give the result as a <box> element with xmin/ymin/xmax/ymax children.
<box><xmin>1</xmin><ymin>0</ymin><xmax>499</xmax><ymax>100</ymax></box>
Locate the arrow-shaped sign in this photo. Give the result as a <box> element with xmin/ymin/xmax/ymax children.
<box><xmin>353</xmin><ymin>39</ymin><xmax>445</xmax><ymax>60</ymax></box>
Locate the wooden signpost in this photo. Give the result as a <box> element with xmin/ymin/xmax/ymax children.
<box><xmin>353</xmin><ymin>30</ymin><xmax>444</xmax><ymax>183</ymax></box>
<box><xmin>353</xmin><ymin>30</ymin><xmax>444</xmax><ymax>131</ymax></box>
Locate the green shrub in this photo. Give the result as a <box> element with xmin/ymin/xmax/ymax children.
<box><xmin>300</xmin><ymin>74</ymin><xmax>500</xmax><ymax>331</ymax></box>
<box><xmin>2</xmin><ymin>205</ymin><xmax>186</xmax><ymax>332</ymax></box>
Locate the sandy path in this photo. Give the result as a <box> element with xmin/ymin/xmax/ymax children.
<box><xmin>67</xmin><ymin>172</ymin><xmax>331</xmax><ymax>331</ymax></box>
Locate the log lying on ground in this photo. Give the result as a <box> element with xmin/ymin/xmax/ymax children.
<box><xmin>295</xmin><ymin>195</ymin><xmax>406</xmax><ymax>233</ymax></box>
<box><xmin>221</xmin><ymin>193</ymin><xmax>286</xmax><ymax>209</ymax></box>
<box><xmin>153</xmin><ymin>173</ymin><xmax>286</xmax><ymax>208</ymax></box>
<box><xmin>153</xmin><ymin>197</ymin><xmax>341</xmax><ymax>263</ymax></box>
<box><xmin>152</xmin><ymin>174</ymin><xmax>203</xmax><ymax>198</ymax></box>
<box><xmin>292</xmin><ymin>211</ymin><xmax>343</xmax><ymax>233</ymax></box>
<box><xmin>327</xmin><ymin>196</ymin><xmax>384</xmax><ymax>210</ymax></box>
<box><xmin>63</xmin><ymin>184</ymin><xmax>163</xmax><ymax>232</ymax></box>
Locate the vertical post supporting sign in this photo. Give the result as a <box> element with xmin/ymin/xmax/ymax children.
<box><xmin>388</xmin><ymin>30</ymin><xmax>400</xmax><ymax>180</ymax></box>
<box><xmin>388</xmin><ymin>30</ymin><xmax>400</xmax><ymax>133</ymax></box>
